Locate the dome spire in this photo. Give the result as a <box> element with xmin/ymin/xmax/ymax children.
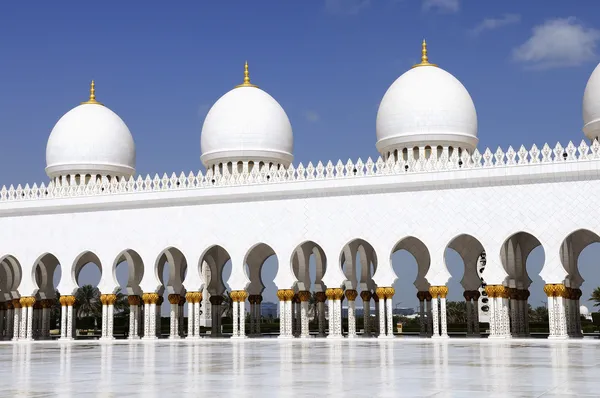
<box><xmin>81</xmin><ymin>80</ymin><xmax>104</xmax><ymax>106</ymax></box>
<box><xmin>235</xmin><ymin>61</ymin><xmax>259</xmax><ymax>88</ymax></box>
<box><xmin>412</xmin><ymin>39</ymin><xmax>438</xmax><ymax>68</ymax></box>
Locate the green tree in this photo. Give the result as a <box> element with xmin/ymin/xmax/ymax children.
<box><xmin>113</xmin><ymin>290</ymin><xmax>129</xmax><ymax>317</ymax></box>
<box><xmin>221</xmin><ymin>291</ymin><xmax>233</xmax><ymax>319</ymax></box>
<box><xmin>74</xmin><ymin>285</ymin><xmax>101</xmax><ymax>319</ymax></box>
<box><xmin>446</xmin><ymin>301</ymin><xmax>467</xmax><ymax>324</ymax></box>
<box><xmin>528</xmin><ymin>305</ymin><xmax>549</xmax><ymax>323</ymax></box>
<box><xmin>590</xmin><ymin>287</ymin><xmax>600</xmax><ymax>307</ymax></box>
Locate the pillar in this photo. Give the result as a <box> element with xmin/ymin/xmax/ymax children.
<box><xmin>185</xmin><ymin>292</ymin><xmax>195</xmax><ymax>339</ymax></box>
<box><xmin>59</xmin><ymin>295</ymin><xmax>76</xmax><ymax>340</ymax></box>
<box><xmin>386</xmin><ymin>288</ymin><xmax>394</xmax><ymax>337</ymax></box>
<box><xmin>291</xmin><ymin>294</ymin><xmax>300</xmax><ymax>337</ymax></box>
<box><xmin>41</xmin><ymin>299</ymin><xmax>52</xmax><ymax>340</ymax></box>
<box><xmin>464</xmin><ymin>291</ymin><xmax>473</xmax><ymax>337</ymax></box>
<box><xmin>100</xmin><ymin>294</ymin><xmax>116</xmax><ymax>340</ymax></box>
<box><xmin>472</xmin><ymin>291</ymin><xmax>480</xmax><ymax>337</ymax></box>
<box><xmin>429</xmin><ymin>287</ymin><xmax>440</xmax><ymax>338</ymax></box>
<box><xmin>277</xmin><ymin>289</ymin><xmax>294</xmax><ymax>338</ymax></box>
<box><xmin>193</xmin><ymin>292</ymin><xmax>202</xmax><ymax>338</ymax></box>
<box><xmin>572</xmin><ymin>288</ymin><xmax>583</xmax><ymax>338</ymax></box>
<box><xmin>209</xmin><ymin>295</ymin><xmax>223</xmax><ymax>337</ymax></box>
<box><xmin>521</xmin><ymin>289</ymin><xmax>530</xmax><ymax>336</ymax></box>
<box><xmin>360</xmin><ymin>291</ymin><xmax>372</xmax><ymax>337</ymax></box>
<box><xmin>486</xmin><ymin>285</ymin><xmax>511</xmax><ymax>339</ymax></box>
<box><xmin>231</xmin><ymin>290</ymin><xmax>247</xmax><ymax>339</ymax></box>
<box><xmin>12</xmin><ymin>299</ymin><xmax>22</xmax><ymax>341</ymax></box>
<box><xmin>168</xmin><ymin>294</ymin><xmax>181</xmax><ymax>339</ymax></box>
<box><xmin>178</xmin><ymin>295</ymin><xmax>186</xmax><ymax>337</ymax></box>
<box><xmin>545</xmin><ymin>284</ymin><xmax>568</xmax><ymax>339</ymax></box>
<box><xmin>315</xmin><ymin>292</ymin><xmax>326</xmax><ymax>337</ymax></box>
<box><xmin>0</xmin><ymin>302</ymin><xmax>5</xmax><ymax>339</ymax></box>
<box><xmin>248</xmin><ymin>295</ymin><xmax>256</xmax><ymax>335</ymax></box>
<box><xmin>376</xmin><ymin>287</ymin><xmax>394</xmax><ymax>338</ymax></box>
<box><xmin>425</xmin><ymin>292</ymin><xmax>433</xmax><ymax>337</ymax></box>
<box><xmin>141</xmin><ymin>293</ymin><xmax>159</xmax><ymax>340</ymax></box>
<box><xmin>326</xmin><ymin>288</ymin><xmax>343</xmax><ymax>338</ymax></box>
<box><xmin>5</xmin><ymin>302</ymin><xmax>13</xmax><ymax>340</ymax></box>
<box><xmin>255</xmin><ymin>295</ymin><xmax>262</xmax><ymax>335</ymax></box>
<box><xmin>155</xmin><ymin>296</ymin><xmax>163</xmax><ymax>338</ymax></box>
<box><xmin>298</xmin><ymin>291</ymin><xmax>311</xmax><ymax>338</ymax></box>
<box><xmin>373</xmin><ymin>292</ymin><xmax>380</xmax><ymax>337</ymax></box>
<box><xmin>418</xmin><ymin>291</ymin><xmax>427</xmax><ymax>337</ymax></box>
<box><xmin>19</xmin><ymin>297</ymin><xmax>35</xmax><ymax>341</ymax></box>
<box><xmin>345</xmin><ymin>290</ymin><xmax>357</xmax><ymax>338</ymax></box>
<box><xmin>128</xmin><ymin>295</ymin><xmax>141</xmax><ymax>340</ymax></box>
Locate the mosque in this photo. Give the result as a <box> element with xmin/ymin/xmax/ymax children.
<box><xmin>1</xmin><ymin>41</ymin><xmax>600</xmax><ymax>341</ymax></box>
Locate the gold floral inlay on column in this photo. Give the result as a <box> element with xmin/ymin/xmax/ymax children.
<box><xmin>345</xmin><ymin>289</ymin><xmax>358</xmax><ymax>301</ymax></box>
<box><xmin>298</xmin><ymin>291</ymin><xmax>311</xmax><ymax>302</ymax></box>
<box><xmin>128</xmin><ymin>295</ymin><xmax>141</xmax><ymax>306</ymax></box>
<box><xmin>360</xmin><ymin>291</ymin><xmax>372</xmax><ymax>301</ymax></box>
<box><xmin>428</xmin><ymin>286</ymin><xmax>439</xmax><ymax>299</ymax></box>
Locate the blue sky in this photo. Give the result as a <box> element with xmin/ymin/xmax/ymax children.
<box><xmin>2</xmin><ymin>1</ymin><xmax>600</xmax><ymax>313</ymax></box>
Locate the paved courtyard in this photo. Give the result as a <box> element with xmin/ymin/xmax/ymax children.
<box><xmin>0</xmin><ymin>339</ymin><xmax>599</xmax><ymax>397</ymax></box>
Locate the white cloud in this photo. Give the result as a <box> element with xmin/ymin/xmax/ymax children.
<box><xmin>422</xmin><ymin>0</ymin><xmax>459</xmax><ymax>13</ymax></box>
<box><xmin>471</xmin><ymin>14</ymin><xmax>521</xmax><ymax>36</ymax></box>
<box><xmin>513</xmin><ymin>17</ymin><xmax>600</xmax><ymax>69</ymax></box>
<box><xmin>325</xmin><ymin>0</ymin><xmax>371</xmax><ymax>15</ymax></box>
<box><xmin>305</xmin><ymin>110</ymin><xmax>320</xmax><ymax>123</ymax></box>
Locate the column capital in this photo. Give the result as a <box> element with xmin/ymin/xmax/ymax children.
<box><xmin>178</xmin><ymin>295</ymin><xmax>186</xmax><ymax>305</ymax></box>
<box><xmin>209</xmin><ymin>295</ymin><xmax>224</xmax><ymax>305</ymax></box>
<box><xmin>485</xmin><ymin>285</ymin><xmax>499</xmax><ymax>298</ymax></box>
<box><xmin>142</xmin><ymin>292</ymin><xmax>160</xmax><ymax>304</ymax></box>
<box><xmin>41</xmin><ymin>299</ymin><xmax>55</xmax><ymax>308</ymax></box>
<box><xmin>315</xmin><ymin>291</ymin><xmax>327</xmax><ymax>303</ymax></box>
<box><xmin>20</xmin><ymin>296</ymin><xmax>36</xmax><ymax>307</ymax></box>
<box><xmin>12</xmin><ymin>298</ymin><xmax>22</xmax><ymax>308</ymax></box>
<box><xmin>5</xmin><ymin>301</ymin><xmax>13</xmax><ymax>310</ymax></box>
<box><xmin>185</xmin><ymin>291</ymin><xmax>202</xmax><ymax>304</ymax></box>
<box><xmin>345</xmin><ymin>289</ymin><xmax>358</xmax><ymax>301</ymax></box>
<box><xmin>233</xmin><ymin>290</ymin><xmax>248</xmax><ymax>302</ymax></box>
<box><xmin>168</xmin><ymin>294</ymin><xmax>181</xmax><ymax>305</ymax></box>
<box><xmin>298</xmin><ymin>291</ymin><xmax>311</xmax><ymax>302</ymax></box>
<box><xmin>128</xmin><ymin>295</ymin><xmax>141</xmax><ymax>306</ymax></box>
<box><xmin>360</xmin><ymin>290</ymin><xmax>372</xmax><ymax>302</ymax></box>
<box><xmin>543</xmin><ymin>283</ymin><xmax>566</xmax><ymax>298</ymax></box>
<box><xmin>101</xmin><ymin>294</ymin><xmax>117</xmax><ymax>305</ymax></box>
<box><xmin>375</xmin><ymin>287</ymin><xmax>387</xmax><ymax>299</ymax></box>
<box><xmin>59</xmin><ymin>295</ymin><xmax>76</xmax><ymax>307</ymax></box>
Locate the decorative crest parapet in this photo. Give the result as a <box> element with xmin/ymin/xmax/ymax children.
<box><xmin>1</xmin><ymin>140</ymin><xmax>599</xmax><ymax>203</ymax></box>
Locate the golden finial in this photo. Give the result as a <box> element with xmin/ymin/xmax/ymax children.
<box><xmin>412</xmin><ymin>39</ymin><xmax>437</xmax><ymax>68</ymax></box>
<box><xmin>80</xmin><ymin>80</ymin><xmax>104</xmax><ymax>105</ymax></box>
<box><xmin>235</xmin><ymin>61</ymin><xmax>258</xmax><ymax>88</ymax></box>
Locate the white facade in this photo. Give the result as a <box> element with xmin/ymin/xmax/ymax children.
<box><xmin>0</xmin><ymin>43</ymin><xmax>598</xmax><ymax>341</ymax></box>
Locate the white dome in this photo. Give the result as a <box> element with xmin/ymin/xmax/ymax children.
<box><xmin>583</xmin><ymin>62</ymin><xmax>600</xmax><ymax>140</ymax></box>
<box><xmin>46</xmin><ymin>84</ymin><xmax>135</xmax><ymax>179</ymax></box>
<box><xmin>580</xmin><ymin>305</ymin><xmax>590</xmax><ymax>316</ymax></box>
<box><xmin>200</xmin><ymin>65</ymin><xmax>293</xmax><ymax>168</ymax></box>
<box><xmin>376</xmin><ymin>43</ymin><xmax>478</xmax><ymax>155</ymax></box>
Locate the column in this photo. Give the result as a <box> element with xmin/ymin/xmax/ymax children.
<box><xmin>545</xmin><ymin>284</ymin><xmax>568</xmax><ymax>340</ymax></box>
<box><xmin>464</xmin><ymin>291</ymin><xmax>473</xmax><ymax>337</ymax></box>
<box><xmin>373</xmin><ymin>292</ymin><xmax>380</xmax><ymax>337</ymax></box>
<box><xmin>19</xmin><ymin>298</ymin><xmax>28</xmax><ymax>340</ymax></box>
<box><xmin>128</xmin><ymin>295</ymin><xmax>141</xmax><ymax>340</ymax></box>
<box><xmin>5</xmin><ymin>302</ymin><xmax>13</xmax><ymax>340</ymax></box>
<box><xmin>41</xmin><ymin>300</ymin><xmax>51</xmax><ymax>340</ymax></box>
<box><xmin>59</xmin><ymin>297</ymin><xmax>67</xmax><ymax>340</ymax></box>
<box><xmin>438</xmin><ymin>287</ymin><xmax>448</xmax><ymax>339</ymax></box>
<box><xmin>178</xmin><ymin>296</ymin><xmax>185</xmax><ymax>337</ymax></box>
<box><xmin>418</xmin><ymin>291</ymin><xmax>427</xmax><ymax>337</ymax></box>
<box><xmin>508</xmin><ymin>288</ymin><xmax>519</xmax><ymax>337</ymax></box>
<box><xmin>298</xmin><ymin>291</ymin><xmax>310</xmax><ymax>338</ymax></box>
<box><xmin>20</xmin><ymin>297</ymin><xmax>35</xmax><ymax>340</ymax></box>
<box><xmin>345</xmin><ymin>290</ymin><xmax>357</xmax><ymax>338</ymax></box>
<box><xmin>429</xmin><ymin>287</ymin><xmax>440</xmax><ymax>338</ymax></box>
<box><xmin>486</xmin><ymin>285</ymin><xmax>510</xmax><ymax>339</ymax></box>
<box><xmin>291</xmin><ymin>295</ymin><xmax>299</xmax><ymax>337</ymax></box>
<box><xmin>238</xmin><ymin>291</ymin><xmax>247</xmax><ymax>338</ymax></box>
<box><xmin>155</xmin><ymin>296</ymin><xmax>163</xmax><ymax>338</ymax></box>
<box><xmin>100</xmin><ymin>295</ymin><xmax>108</xmax><ymax>339</ymax></box>
<box><xmin>385</xmin><ymin>288</ymin><xmax>394</xmax><ymax>337</ymax></box>
<box><xmin>522</xmin><ymin>289</ymin><xmax>530</xmax><ymax>336</ymax></box>
<box><xmin>472</xmin><ymin>291</ymin><xmax>480</xmax><ymax>337</ymax></box>
<box><xmin>141</xmin><ymin>293</ymin><xmax>159</xmax><ymax>340</ymax></box>
<box><xmin>255</xmin><ymin>295</ymin><xmax>263</xmax><ymax>336</ymax></box>
<box><xmin>231</xmin><ymin>291</ymin><xmax>239</xmax><ymax>338</ymax></box>
<box><xmin>360</xmin><ymin>291</ymin><xmax>371</xmax><ymax>337</ymax></box>
<box><xmin>168</xmin><ymin>294</ymin><xmax>180</xmax><ymax>339</ymax></box>
<box><xmin>277</xmin><ymin>289</ymin><xmax>294</xmax><ymax>338</ymax></box>
<box><xmin>64</xmin><ymin>296</ymin><xmax>76</xmax><ymax>339</ymax></box>
<box><xmin>316</xmin><ymin>292</ymin><xmax>326</xmax><ymax>337</ymax></box>
<box><xmin>193</xmin><ymin>293</ymin><xmax>202</xmax><ymax>338</ymax></box>
<box><xmin>425</xmin><ymin>292</ymin><xmax>433</xmax><ymax>337</ymax></box>
<box><xmin>573</xmin><ymin>288</ymin><xmax>583</xmax><ymax>338</ymax></box>
<box><xmin>326</xmin><ymin>288</ymin><xmax>343</xmax><ymax>338</ymax></box>
<box><xmin>106</xmin><ymin>294</ymin><xmax>116</xmax><ymax>340</ymax></box>
<box><xmin>186</xmin><ymin>292</ymin><xmax>195</xmax><ymax>339</ymax></box>
<box><xmin>209</xmin><ymin>295</ymin><xmax>223</xmax><ymax>337</ymax></box>
<box><xmin>376</xmin><ymin>287</ymin><xmax>387</xmax><ymax>338</ymax></box>
<box><xmin>248</xmin><ymin>295</ymin><xmax>256</xmax><ymax>336</ymax></box>
<box><xmin>0</xmin><ymin>302</ymin><xmax>5</xmax><ymax>339</ymax></box>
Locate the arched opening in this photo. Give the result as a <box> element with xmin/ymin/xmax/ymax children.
<box><xmin>500</xmin><ymin>232</ymin><xmax>546</xmax><ymax>336</ymax></box>
<box><xmin>155</xmin><ymin>247</ymin><xmax>188</xmax><ymax>338</ymax></box>
<box><xmin>72</xmin><ymin>251</ymin><xmax>102</xmax><ymax>335</ymax></box>
<box><xmin>559</xmin><ymin>229</ymin><xmax>600</xmax><ymax>336</ymax></box>
<box><xmin>339</xmin><ymin>239</ymin><xmax>377</xmax><ymax>337</ymax></box>
<box><xmin>245</xmin><ymin>243</ymin><xmax>278</xmax><ymax>336</ymax></box>
<box><xmin>198</xmin><ymin>245</ymin><xmax>231</xmax><ymax>337</ymax></box>
<box><xmin>33</xmin><ymin>253</ymin><xmax>61</xmax><ymax>338</ymax></box>
<box><xmin>445</xmin><ymin>234</ymin><xmax>486</xmax><ymax>337</ymax></box>
<box><xmin>113</xmin><ymin>249</ymin><xmax>144</xmax><ymax>338</ymax></box>
<box><xmin>390</xmin><ymin>237</ymin><xmax>430</xmax><ymax>336</ymax></box>
<box><xmin>290</xmin><ymin>241</ymin><xmax>327</xmax><ymax>337</ymax></box>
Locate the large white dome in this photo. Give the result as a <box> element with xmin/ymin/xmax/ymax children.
<box><xmin>200</xmin><ymin>63</ymin><xmax>293</xmax><ymax>168</ymax></box>
<box><xmin>376</xmin><ymin>41</ymin><xmax>478</xmax><ymax>156</ymax></box>
<box><xmin>46</xmin><ymin>82</ymin><xmax>135</xmax><ymax>179</ymax></box>
<box><xmin>583</xmin><ymin>62</ymin><xmax>600</xmax><ymax>140</ymax></box>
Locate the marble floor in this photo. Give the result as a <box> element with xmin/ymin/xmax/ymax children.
<box><xmin>0</xmin><ymin>338</ymin><xmax>599</xmax><ymax>397</ymax></box>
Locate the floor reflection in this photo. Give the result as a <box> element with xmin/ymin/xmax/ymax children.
<box><xmin>1</xmin><ymin>339</ymin><xmax>599</xmax><ymax>397</ymax></box>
